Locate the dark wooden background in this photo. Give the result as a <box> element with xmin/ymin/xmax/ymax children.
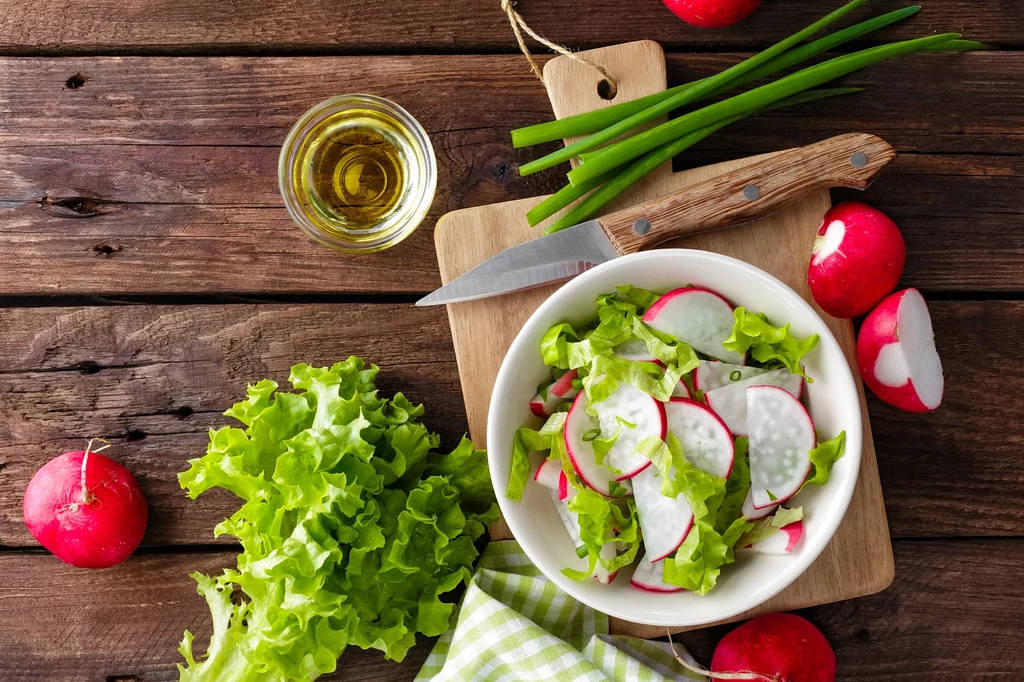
<box><xmin>1</xmin><ymin>0</ymin><xmax>1021</xmax><ymax>679</ymax></box>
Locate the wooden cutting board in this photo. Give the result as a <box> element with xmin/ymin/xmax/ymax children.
<box><xmin>434</xmin><ymin>40</ymin><xmax>894</xmax><ymax>638</ymax></box>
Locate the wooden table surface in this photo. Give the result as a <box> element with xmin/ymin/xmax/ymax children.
<box><xmin>1</xmin><ymin>0</ymin><xmax>1021</xmax><ymax>679</ymax></box>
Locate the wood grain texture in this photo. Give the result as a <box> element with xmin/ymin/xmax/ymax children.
<box><xmin>0</xmin><ymin>0</ymin><xmax>1020</xmax><ymax>54</ymax></box>
<box><xmin>598</xmin><ymin>133</ymin><xmax>896</xmax><ymax>255</ymax></box>
<box><xmin>0</xmin><ymin>304</ymin><xmax>468</xmax><ymax>546</ymax></box>
<box><xmin>0</xmin><ymin>539</ymin><xmax>1018</xmax><ymax>681</ymax></box>
<box><xmin>1</xmin><ymin>53</ymin><xmax>1021</xmax><ymax>296</ymax></box>
<box><xmin>437</xmin><ymin>42</ymin><xmax>892</xmax><ymax>639</ymax></box>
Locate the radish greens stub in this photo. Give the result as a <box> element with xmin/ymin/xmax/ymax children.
<box><xmin>507</xmin><ymin>285</ymin><xmax>847</xmax><ymax>595</ymax></box>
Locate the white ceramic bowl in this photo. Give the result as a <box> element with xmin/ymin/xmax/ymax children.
<box><xmin>487</xmin><ymin>249</ymin><xmax>862</xmax><ymax>627</ymax></box>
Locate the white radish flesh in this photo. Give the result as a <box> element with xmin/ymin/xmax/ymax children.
<box><xmin>747</xmin><ymin>386</ymin><xmax>816</xmax><ymax>509</ymax></box>
<box><xmin>704</xmin><ymin>368</ymin><xmax>803</xmax><ymax>437</ymax></box>
<box><xmin>664</xmin><ymin>397</ymin><xmax>735</xmax><ymax>479</ymax></box>
<box><xmin>741</xmin><ymin>489</ymin><xmax>777</xmax><ymax>521</ymax></box>
<box><xmin>550</xmin><ymin>487</ymin><xmax>618</xmax><ymax>583</ymax></box>
<box><xmin>742</xmin><ymin>520</ymin><xmax>805</xmax><ymax>555</ymax></box>
<box><xmin>629</xmin><ymin>465</ymin><xmax>694</xmax><ymax>562</ymax></box>
<box><xmin>533</xmin><ymin>458</ymin><xmax>563</xmax><ymax>490</ymax></box>
<box><xmin>575</xmin><ymin>383</ymin><xmax>666</xmax><ymax>482</ymax></box>
<box><xmin>642</xmin><ymin>287</ymin><xmax>745</xmax><ymax>364</ymax></box>
<box><xmin>529</xmin><ymin>369</ymin><xmax>579</xmax><ymax>417</ymax></box>
<box><xmin>630</xmin><ymin>551</ymin><xmax>684</xmax><ymax>593</ymax></box>
<box><xmin>694</xmin><ymin>360</ymin><xmax>770</xmax><ymax>393</ymax></box>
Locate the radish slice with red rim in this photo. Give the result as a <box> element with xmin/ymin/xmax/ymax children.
<box><xmin>643</xmin><ymin>287</ymin><xmax>745</xmax><ymax>364</ymax></box>
<box><xmin>704</xmin><ymin>368</ymin><xmax>803</xmax><ymax>437</ymax></box>
<box><xmin>741</xmin><ymin>488</ymin><xmax>777</xmax><ymax>521</ymax></box>
<box><xmin>630</xmin><ymin>551</ymin><xmax>684</xmax><ymax>593</ymax></box>
<box><xmin>747</xmin><ymin>385</ymin><xmax>816</xmax><ymax>509</ymax></box>
<box><xmin>629</xmin><ymin>465</ymin><xmax>693</xmax><ymax>562</ymax></box>
<box><xmin>529</xmin><ymin>369</ymin><xmax>579</xmax><ymax>417</ymax></box>
<box><xmin>742</xmin><ymin>520</ymin><xmax>804</xmax><ymax>555</ymax></box>
<box><xmin>694</xmin><ymin>360</ymin><xmax>770</xmax><ymax>393</ymax></box>
<box><xmin>664</xmin><ymin>397</ymin><xmax>735</xmax><ymax>479</ymax></box>
<box><xmin>533</xmin><ymin>458</ymin><xmax>563</xmax><ymax>490</ymax></box>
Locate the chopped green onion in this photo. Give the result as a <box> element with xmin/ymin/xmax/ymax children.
<box><xmin>575</xmin><ymin>544</ymin><xmax>589</xmax><ymax>559</ymax></box>
<box><xmin>544</xmin><ymin>88</ymin><xmax>861</xmax><ymax>234</ymax></box>
<box><xmin>582</xmin><ymin>428</ymin><xmax>601</xmax><ymax>442</ymax></box>
<box><xmin>518</xmin><ymin>0</ymin><xmax>871</xmax><ymax>175</ymax></box>
<box><xmin>512</xmin><ymin>5</ymin><xmax>923</xmax><ymax>150</ymax></box>
<box><xmin>567</xmin><ymin>33</ymin><xmax>959</xmax><ymax>186</ymax></box>
<box><xmin>730</xmin><ymin>370</ymin><xmax>743</xmax><ymax>381</ymax></box>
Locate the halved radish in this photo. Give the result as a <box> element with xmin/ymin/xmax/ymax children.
<box><xmin>857</xmin><ymin>288</ymin><xmax>944</xmax><ymax>413</ymax></box>
<box><xmin>664</xmin><ymin>397</ymin><xmax>735</xmax><ymax>479</ymax></box>
<box><xmin>564</xmin><ymin>385</ymin><xmax>665</xmax><ymax>491</ymax></box>
<box><xmin>630</xmin><ymin>551</ymin><xmax>684</xmax><ymax>593</ymax></box>
<box><xmin>550</xmin><ymin>487</ymin><xmax>618</xmax><ymax>583</ymax></box>
<box><xmin>533</xmin><ymin>458</ymin><xmax>563</xmax><ymax>489</ymax></box>
<box><xmin>629</xmin><ymin>465</ymin><xmax>693</xmax><ymax>562</ymax></box>
<box><xmin>741</xmin><ymin>489</ymin><xmax>777</xmax><ymax>521</ymax></box>
<box><xmin>613</xmin><ymin>338</ymin><xmax>656</xmax><ymax>362</ymax></box>
<box><xmin>742</xmin><ymin>520</ymin><xmax>804</xmax><ymax>555</ymax></box>
<box><xmin>748</xmin><ymin>385</ymin><xmax>816</xmax><ymax>510</ymax></box>
<box><xmin>694</xmin><ymin>360</ymin><xmax>770</xmax><ymax>393</ymax></box>
<box><xmin>529</xmin><ymin>369</ymin><xmax>579</xmax><ymax>417</ymax></box>
<box><xmin>704</xmin><ymin>369</ymin><xmax>803</xmax><ymax>437</ymax></box>
<box><xmin>643</xmin><ymin>287</ymin><xmax>745</xmax><ymax>364</ymax></box>
<box><xmin>808</xmin><ymin>201</ymin><xmax>906</xmax><ymax>319</ymax></box>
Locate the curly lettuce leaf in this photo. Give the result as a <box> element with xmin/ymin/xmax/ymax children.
<box><xmin>178</xmin><ymin>358</ymin><xmax>498</xmax><ymax>681</ymax></box>
<box><xmin>736</xmin><ymin>506</ymin><xmax>804</xmax><ymax>548</ymax></box>
<box><xmin>507</xmin><ymin>412</ymin><xmax>567</xmax><ymax>502</ymax></box>
<box><xmin>723</xmin><ymin>307</ymin><xmax>819</xmax><ymax>379</ymax></box>
<box><xmin>800</xmin><ymin>430</ymin><xmax>847</xmax><ymax>492</ymax></box>
<box><xmin>715</xmin><ymin>437</ymin><xmax>751</xmax><ymax>534</ymax></box>
<box><xmin>564</xmin><ymin>490</ymin><xmax>641</xmax><ymax>580</ymax></box>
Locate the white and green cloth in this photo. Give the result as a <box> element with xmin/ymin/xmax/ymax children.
<box><xmin>417</xmin><ymin>541</ymin><xmax>705</xmax><ymax>681</ymax></box>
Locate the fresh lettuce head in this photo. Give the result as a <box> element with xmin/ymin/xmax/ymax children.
<box><xmin>178</xmin><ymin>358</ymin><xmax>498</xmax><ymax>681</ymax></box>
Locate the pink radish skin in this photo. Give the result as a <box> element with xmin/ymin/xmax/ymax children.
<box><xmin>643</xmin><ymin>287</ymin><xmax>745</xmax><ymax>365</ymax></box>
<box><xmin>630</xmin><ymin>552</ymin><xmax>684</xmax><ymax>593</ymax></box>
<box><xmin>743</xmin><ymin>520</ymin><xmax>805</xmax><ymax>555</ymax></box>
<box><xmin>529</xmin><ymin>370</ymin><xmax>579</xmax><ymax>418</ymax></box>
<box><xmin>662</xmin><ymin>0</ymin><xmax>761</xmax><ymax>28</ymax></box>
<box><xmin>857</xmin><ymin>288</ymin><xmax>944</xmax><ymax>413</ymax></box>
<box><xmin>747</xmin><ymin>386</ymin><xmax>816</xmax><ymax>510</ymax></box>
<box><xmin>23</xmin><ymin>447</ymin><xmax>148</xmax><ymax>569</ymax></box>
<box><xmin>533</xmin><ymin>458</ymin><xmax>563</xmax><ymax>489</ymax></box>
<box><xmin>808</xmin><ymin>201</ymin><xmax>906</xmax><ymax>319</ymax></box>
<box><xmin>712</xmin><ymin>613</ymin><xmax>836</xmax><ymax>682</ymax></box>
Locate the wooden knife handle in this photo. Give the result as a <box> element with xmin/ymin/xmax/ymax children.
<box><xmin>596</xmin><ymin>132</ymin><xmax>897</xmax><ymax>255</ymax></box>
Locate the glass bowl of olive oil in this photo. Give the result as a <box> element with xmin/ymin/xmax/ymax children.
<box><xmin>279</xmin><ymin>94</ymin><xmax>437</xmax><ymax>253</ymax></box>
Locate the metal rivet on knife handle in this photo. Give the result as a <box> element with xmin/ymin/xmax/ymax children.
<box><xmin>850</xmin><ymin>151</ymin><xmax>868</xmax><ymax>168</ymax></box>
<box><xmin>743</xmin><ymin>184</ymin><xmax>760</xmax><ymax>201</ymax></box>
<box><xmin>633</xmin><ymin>218</ymin><xmax>652</xmax><ymax>235</ymax></box>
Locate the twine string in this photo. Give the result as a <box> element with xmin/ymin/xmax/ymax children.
<box><xmin>500</xmin><ymin>0</ymin><xmax>617</xmax><ymax>97</ymax></box>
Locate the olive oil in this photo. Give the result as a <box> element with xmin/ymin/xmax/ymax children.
<box><xmin>279</xmin><ymin>95</ymin><xmax>436</xmax><ymax>253</ymax></box>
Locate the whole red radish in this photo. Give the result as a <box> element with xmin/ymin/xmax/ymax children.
<box><xmin>857</xmin><ymin>288</ymin><xmax>943</xmax><ymax>412</ymax></box>
<box><xmin>808</xmin><ymin>201</ymin><xmax>906</xmax><ymax>319</ymax></box>
<box><xmin>712</xmin><ymin>613</ymin><xmax>836</xmax><ymax>682</ymax></box>
<box><xmin>662</xmin><ymin>0</ymin><xmax>762</xmax><ymax>28</ymax></box>
<box><xmin>23</xmin><ymin>440</ymin><xmax>148</xmax><ymax>569</ymax></box>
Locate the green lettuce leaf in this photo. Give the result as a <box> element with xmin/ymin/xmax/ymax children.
<box><xmin>177</xmin><ymin>358</ymin><xmax>498</xmax><ymax>681</ymax></box>
<box><xmin>800</xmin><ymin>430</ymin><xmax>847</xmax><ymax>492</ymax></box>
<box><xmin>564</xmin><ymin>490</ymin><xmax>641</xmax><ymax>580</ymax></box>
<box><xmin>506</xmin><ymin>412</ymin><xmax>567</xmax><ymax>502</ymax></box>
<box><xmin>722</xmin><ymin>307</ymin><xmax>819</xmax><ymax>379</ymax></box>
<box><xmin>736</xmin><ymin>506</ymin><xmax>804</xmax><ymax>549</ymax></box>
<box><xmin>715</xmin><ymin>437</ymin><xmax>751</xmax><ymax>534</ymax></box>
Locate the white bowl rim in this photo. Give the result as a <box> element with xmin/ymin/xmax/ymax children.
<box><xmin>487</xmin><ymin>248</ymin><xmax>862</xmax><ymax>627</ymax></box>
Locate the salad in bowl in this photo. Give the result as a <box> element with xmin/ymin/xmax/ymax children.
<box><xmin>488</xmin><ymin>250</ymin><xmax>861</xmax><ymax>626</ymax></box>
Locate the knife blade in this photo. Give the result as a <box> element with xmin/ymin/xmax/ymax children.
<box><xmin>417</xmin><ymin>133</ymin><xmax>896</xmax><ymax>307</ymax></box>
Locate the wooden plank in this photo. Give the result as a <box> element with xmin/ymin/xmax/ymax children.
<box><xmin>0</xmin><ymin>304</ymin><xmax>468</xmax><ymax>547</ymax></box>
<box><xmin>0</xmin><ymin>0</ymin><xmax>1020</xmax><ymax>54</ymax></box>
<box><xmin>0</xmin><ymin>539</ymin><xmax>1018</xmax><ymax>680</ymax></box>
<box><xmin>0</xmin><ymin>299</ymin><xmax>1019</xmax><ymax>548</ymax></box>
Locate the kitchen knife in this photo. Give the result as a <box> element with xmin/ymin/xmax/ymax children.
<box><xmin>417</xmin><ymin>133</ymin><xmax>896</xmax><ymax>307</ymax></box>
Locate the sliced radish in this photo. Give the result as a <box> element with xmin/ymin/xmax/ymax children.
<box><xmin>664</xmin><ymin>397</ymin><xmax>735</xmax><ymax>479</ymax></box>
<box><xmin>741</xmin><ymin>489</ymin><xmax>777</xmax><ymax>521</ymax></box>
<box><xmin>550</xmin><ymin>487</ymin><xmax>618</xmax><ymax>583</ymax></box>
<box><xmin>642</xmin><ymin>287</ymin><xmax>745</xmax><ymax>364</ymax></box>
<box><xmin>564</xmin><ymin>385</ymin><xmax>665</xmax><ymax>491</ymax></box>
<box><xmin>747</xmin><ymin>386</ymin><xmax>816</xmax><ymax>510</ymax></box>
<box><xmin>629</xmin><ymin>465</ymin><xmax>693</xmax><ymax>562</ymax></box>
<box><xmin>694</xmin><ymin>360</ymin><xmax>770</xmax><ymax>393</ymax></box>
<box><xmin>704</xmin><ymin>369</ymin><xmax>803</xmax><ymax>437</ymax></box>
<box><xmin>529</xmin><ymin>369</ymin><xmax>579</xmax><ymax>418</ymax></box>
<box><xmin>630</xmin><ymin>551</ymin><xmax>684</xmax><ymax>593</ymax></box>
<box><xmin>742</xmin><ymin>520</ymin><xmax>804</xmax><ymax>555</ymax></box>
<box><xmin>533</xmin><ymin>458</ymin><xmax>563</xmax><ymax>489</ymax></box>
<box><xmin>857</xmin><ymin>288</ymin><xmax>944</xmax><ymax>413</ymax></box>
<box><xmin>671</xmin><ymin>378</ymin><xmax>693</xmax><ymax>399</ymax></box>
<box><xmin>614</xmin><ymin>338</ymin><xmax>656</xmax><ymax>362</ymax></box>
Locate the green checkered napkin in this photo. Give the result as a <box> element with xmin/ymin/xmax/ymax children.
<box><xmin>417</xmin><ymin>540</ymin><xmax>706</xmax><ymax>681</ymax></box>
